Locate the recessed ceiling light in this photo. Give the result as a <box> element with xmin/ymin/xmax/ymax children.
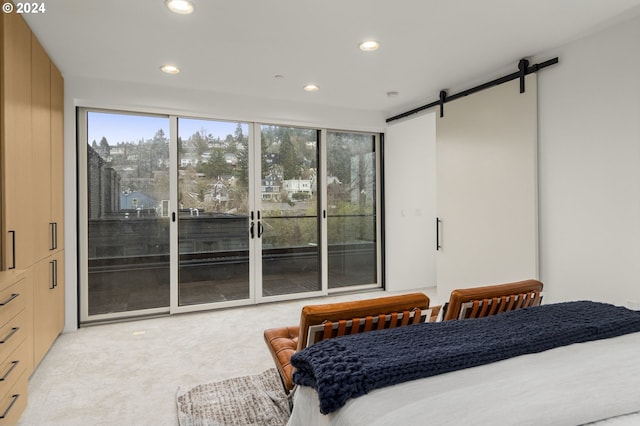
<box><xmin>160</xmin><ymin>64</ymin><xmax>180</xmax><ymax>74</ymax></box>
<box><xmin>303</xmin><ymin>84</ymin><xmax>319</xmax><ymax>92</ymax></box>
<box><xmin>387</xmin><ymin>91</ymin><xmax>399</xmax><ymax>97</ymax></box>
<box><xmin>165</xmin><ymin>0</ymin><xmax>194</xmax><ymax>14</ymax></box>
<box><xmin>359</xmin><ymin>40</ymin><xmax>380</xmax><ymax>52</ymax></box>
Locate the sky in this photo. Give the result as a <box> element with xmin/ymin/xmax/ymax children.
<box><xmin>87</xmin><ymin>111</ymin><xmax>246</xmax><ymax>145</ymax></box>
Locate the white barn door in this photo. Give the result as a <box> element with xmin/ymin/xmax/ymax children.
<box><xmin>436</xmin><ymin>75</ymin><xmax>538</xmax><ymax>300</ymax></box>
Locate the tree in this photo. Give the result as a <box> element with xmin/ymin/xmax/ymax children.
<box><xmin>177</xmin><ymin>136</ymin><xmax>185</xmax><ymax>156</ymax></box>
<box><xmin>150</xmin><ymin>129</ymin><xmax>169</xmax><ymax>171</ymax></box>
<box><xmin>234</xmin><ymin>123</ymin><xmax>245</xmax><ymax>143</ymax></box>
<box><xmin>327</xmin><ymin>132</ymin><xmax>352</xmax><ymax>185</ymax></box>
<box><xmin>100</xmin><ymin>136</ymin><xmax>110</xmax><ymax>155</ymax></box>
<box><xmin>197</xmin><ymin>150</ymin><xmax>231</xmax><ymax>178</ymax></box>
<box><xmin>279</xmin><ymin>132</ymin><xmax>298</xmax><ymax>180</ymax></box>
<box><xmin>153</xmin><ymin>128</ymin><xmax>167</xmax><ymax>143</ymax></box>
<box><xmin>236</xmin><ymin>143</ymin><xmax>249</xmax><ymax>190</ymax></box>
<box><xmin>191</xmin><ymin>129</ymin><xmax>209</xmax><ymax>158</ymax></box>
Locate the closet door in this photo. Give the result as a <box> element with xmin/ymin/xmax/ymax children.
<box><xmin>50</xmin><ymin>62</ymin><xmax>64</xmax><ymax>252</ymax></box>
<box><xmin>31</xmin><ymin>34</ymin><xmax>51</xmax><ymax>262</ymax></box>
<box><xmin>1</xmin><ymin>11</ymin><xmax>33</xmax><ymax>270</ymax></box>
<box><xmin>436</xmin><ymin>75</ymin><xmax>538</xmax><ymax>299</ymax></box>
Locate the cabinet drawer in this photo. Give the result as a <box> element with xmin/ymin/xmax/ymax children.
<box><xmin>0</xmin><ymin>370</ymin><xmax>27</xmax><ymax>425</ymax></box>
<box><xmin>0</xmin><ymin>281</ymin><xmax>25</xmax><ymax>330</ymax></box>
<box><xmin>0</xmin><ymin>312</ymin><xmax>26</xmax><ymax>366</ymax></box>
<box><xmin>0</xmin><ymin>342</ymin><xmax>26</xmax><ymax>403</ymax></box>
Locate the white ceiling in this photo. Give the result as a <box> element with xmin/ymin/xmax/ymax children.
<box><xmin>24</xmin><ymin>0</ymin><xmax>640</xmax><ymax>118</ymax></box>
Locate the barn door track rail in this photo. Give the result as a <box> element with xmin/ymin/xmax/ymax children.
<box><xmin>386</xmin><ymin>57</ymin><xmax>558</xmax><ymax>123</ymax></box>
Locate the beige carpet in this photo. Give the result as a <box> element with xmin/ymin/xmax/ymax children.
<box><xmin>18</xmin><ymin>287</ymin><xmax>436</xmax><ymax>425</ymax></box>
<box><xmin>176</xmin><ymin>368</ymin><xmax>289</xmax><ymax>426</ymax></box>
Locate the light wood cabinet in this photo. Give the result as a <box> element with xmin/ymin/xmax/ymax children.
<box><xmin>1</xmin><ymin>9</ymin><xmax>33</xmax><ymax>271</ymax></box>
<box><xmin>50</xmin><ymin>62</ymin><xmax>64</xmax><ymax>252</ymax></box>
<box><xmin>31</xmin><ymin>35</ymin><xmax>64</xmax><ymax>262</ymax></box>
<box><xmin>33</xmin><ymin>252</ymin><xmax>64</xmax><ymax>366</ymax></box>
<box><xmin>1</xmin><ymin>9</ymin><xmax>64</xmax><ymax>425</ymax></box>
<box><xmin>31</xmin><ymin>34</ymin><xmax>52</xmax><ymax>262</ymax></box>
<box><xmin>0</xmin><ymin>271</ymin><xmax>32</xmax><ymax>425</ymax></box>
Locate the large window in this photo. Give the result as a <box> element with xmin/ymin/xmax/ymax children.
<box><xmin>177</xmin><ymin>118</ymin><xmax>251</xmax><ymax>306</ymax></box>
<box><xmin>327</xmin><ymin>132</ymin><xmax>378</xmax><ymax>289</ymax></box>
<box><xmin>79</xmin><ymin>109</ymin><xmax>381</xmax><ymax>322</ymax></box>
<box><xmin>85</xmin><ymin>111</ymin><xmax>170</xmax><ymax>316</ymax></box>
<box><xmin>259</xmin><ymin>125</ymin><xmax>320</xmax><ymax>297</ymax></box>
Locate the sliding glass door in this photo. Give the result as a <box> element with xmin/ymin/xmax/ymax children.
<box><xmin>79</xmin><ymin>109</ymin><xmax>381</xmax><ymax>323</ymax></box>
<box><xmin>326</xmin><ymin>132</ymin><xmax>379</xmax><ymax>290</ymax></box>
<box><xmin>176</xmin><ymin>118</ymin><xmax>251</xmax><ymax>306</ymax></box>
<box><xmin>258</xmin><ymin>125</ymin><xmax>321</xmax><ymax>298</ymax></box>
<box><xmin>82</xmin><ymin>111</ymin><xmax>171</xmax><ymax>318</ymax></box>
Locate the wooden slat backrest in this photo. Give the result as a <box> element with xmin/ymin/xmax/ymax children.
<box><xmin>444</xmin><ymin>279</ymin><xmax>544</xmax><ymax>321</ymax></box>
<box><xmin>458</xmin><ymin>290</ymin><xmax>544</xmax><ymax>320</ymax></box>
<box><xmin>297</xmin><ymin>292</ymin><xmax>430</xmax><ymax>350</ymax></box>
<box><xmin>311</xmin><ymin>308</ymin><xmax>426</xmax><ymax>346</ymax></box>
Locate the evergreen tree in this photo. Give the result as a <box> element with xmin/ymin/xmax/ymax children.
<box><xmin>234</xmin><ymin>123</ymin><xmax>245</xmax><ymax>143</ymax></box>
<box><xmin>100</xmin><ymin>136</ymin><xmax>110</xmax><ymax>155</ymax></box>
<box><xmin>192</xmin><ymin>129</ymin><xmax>209</xmax><ymax>158</ymax></box>
<box><xmin>279</xmin><ymin>132</ymin><xmax>298</xmax><ymax>180</ymax></box>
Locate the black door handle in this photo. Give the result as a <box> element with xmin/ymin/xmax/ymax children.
<box><xmin>436</xmin><ymin>218</ymin><xmax>442</xmax><ymax>251</ymax></box>
<box><xmin>50</xmin><ymin>222</ymin><xmax>57</xmax><ymax>250</ymax></box>
<box><xmin>8</xmin><ymin>231</ymin><xmax>16</xmax><ymax>269</ymax></box>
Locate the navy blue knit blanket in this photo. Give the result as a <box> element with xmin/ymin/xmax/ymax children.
<box><xmin>291</xmin><ymin>301</ymin><xmax>640</xmax><ymax>414</ymax></box>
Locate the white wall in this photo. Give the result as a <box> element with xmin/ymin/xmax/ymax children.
<box><xmin>383</xmin><ymin>13</ymin><xmax>640</xmax><ymax>307</ymax></box>
<box><xmin>62</xmin><ymin>78</ymin><xmax>385</xmax><ymax>331</ymax></box>
<box><xmin>536</xmin><ymin>13</ymin><xmax>640</xmax><ymax>305</ymax></box>
<box><xmin>384</xmin><ymin>113</ymin><xmax>437</xmax><ymax>293</ymax></box>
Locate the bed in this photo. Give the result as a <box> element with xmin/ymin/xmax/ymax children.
<box><xmin>287</xmin><ymin>301</ymin><xmax>640</xmax><ymax>426</ymax></box>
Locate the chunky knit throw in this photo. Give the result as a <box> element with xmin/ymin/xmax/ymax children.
<box><xmin>291</xmin><ymin>301</ymin><xmax>640</xmax><ymax>414</ymax></box>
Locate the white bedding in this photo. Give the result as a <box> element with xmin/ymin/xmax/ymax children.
<box><xmin>288</xmin><ymin>332</ymin><xmax>640</xmax><ymax>426</ymax></box>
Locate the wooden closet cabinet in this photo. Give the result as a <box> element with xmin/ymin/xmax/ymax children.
<box><xmin>33</xmin><ymin>252</ymin><xmax>64</xmax><ymax>366</ymax></box>
<box><xmin>50</xmin><ymin>62</ymin><xmax>64</xmax><ymax>254</ymax></box>
<box><xmin>0</xmin><ymin>271</ymin><xmax>32</xmax><ymax>425</ymax></box>
<box><xmin>1</xmin><ymin>8</ymin><xmax>64</xmax><ymax>425</ymax></box>
<box><xmin>31</xmin><ymin>35</ymin><xmax>64</xmax><ymax>263</ymax></box>
<box><xmin>1</xmin><ymin>8</ymin><xmax>34</xmax><ymax>271</ymax></box>
<box><xmin>31</xmin><ymin>34</ymin><xmax>52</xmax><ymax>262</ymax></box>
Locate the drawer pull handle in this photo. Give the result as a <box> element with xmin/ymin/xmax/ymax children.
<box><xmin>0</xmin><ymin>328</ymin><xmax>19</xmax><ymax>345</ymax></box>
<box><xmin>0</xmin><ymin>294</ymin><xmax>18</xmax><ymax>307</ymax></box>
<box><xmin>0</xmin><ymin>394</ymin><xmax>19</xmax><ymax>419</ymax></box>
<box><xmin>0</xmin><ymin>361</ymin><xmax>18</xmax><ymax>382</ymax></box>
